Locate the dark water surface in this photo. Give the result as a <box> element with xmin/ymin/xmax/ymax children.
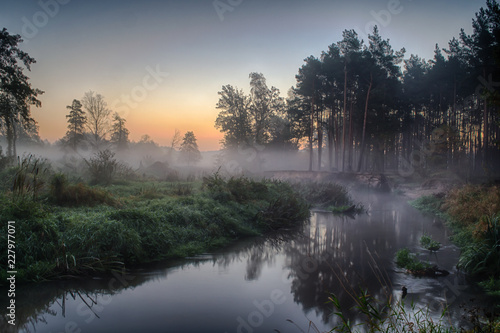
<box><xmin>1</xmin><ymin>191</ymin><xmax>496</xmax><ymax>332</ymax></box>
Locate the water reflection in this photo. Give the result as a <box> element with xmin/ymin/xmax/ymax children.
<box><xmin>1</xmin><ymin>192</ymin><xmax>496</xmax><ymax>332</ymax></box>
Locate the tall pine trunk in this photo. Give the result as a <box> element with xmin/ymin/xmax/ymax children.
<box><xmin>357</xmin><ymin>73</ymin><xmax>372</xmax><ymax>173</ymax></box>
<box><xmin>341</xmin><ymin>64</ymin><xmax>347</xmax><ymax>172</ymax></box>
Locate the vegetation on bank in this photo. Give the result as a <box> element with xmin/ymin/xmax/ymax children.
<box><xmin>420</xmin><ymin>234</ymin><xmax>442</xmax><ymax>251</ymax></box>
<box><xmin>0</xmin><ymin>155</ymin><xmax>354</xmax><ymax>284</ymax></box>
<box><xmin>328</xmin><ymin>289</ymin><xmax>500</xmax><ymax>333</ymax></box>
<box><xmin>410</xmin><ymin>185</ymin><xmax>500</xmax><ymax>295</ymax></box>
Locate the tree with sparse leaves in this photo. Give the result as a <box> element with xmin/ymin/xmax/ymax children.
<box><xmin>82</xmin><ymin>90</ymin><xmax>111</xmax><ymax>149</ymax></box>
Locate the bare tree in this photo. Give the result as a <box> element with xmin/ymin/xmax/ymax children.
<box><xmin>170</xmin><ymin>128</ymin><xmax>182</xmax><ymax>150</ymax></box>
<box><xmin>82</xmin><ymin>91</ymin><xmax>111</xmax><ymax>149</ymax></box>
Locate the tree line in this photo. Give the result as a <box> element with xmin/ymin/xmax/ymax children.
<box><xmin>0</xmin><ymin>28</ymin><xmax>201</xmax><ymax>166</ymax></box>
<box><xmin>215</xmin><ymin>1</ymin><xmax>500</xmax><ymax>178</ymax></box>
<box><xmin>62</xmin><ymin>91</ymin><xmax>201</xmax><ymax>165</ymax></box>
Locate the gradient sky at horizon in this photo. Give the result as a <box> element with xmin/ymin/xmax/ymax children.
<box><xmin>0</xmin><ymin>0</ymin><xmax>485</xmax><ymax>151</ymax></box>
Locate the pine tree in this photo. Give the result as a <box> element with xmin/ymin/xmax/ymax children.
<box><xmin>64</xmin><ymin>99</ymin><xmax>86</xmax><ymax>150</ymax></box>
<box><xmin>110</xmin><ymin>113</ymin><xmax>129</xmax><ymax>150</ymax></box>
<box><xmin>180</xmin><ymin>131</ymin><xmax>201</xmax><ymax>166</ymax></box>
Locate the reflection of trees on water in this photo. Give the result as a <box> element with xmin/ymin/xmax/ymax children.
<box><xmin>0</xmin><ymin>270</ymin><xmax>149</xmax><ymax>333</ymax></box>
<box><xmin>1</xmin><ymin>193</ymin><xmax>452</xmax><ymax>332</ymax></box>
<box><xmin>1</xmin><ymin>230</ymin><xmax>299</xmax><ymax>333</ymax></box>
<box><xmin>283</xmin><ymin>201</ymin><xmax>419</xmax><ymax>326</ymax></box>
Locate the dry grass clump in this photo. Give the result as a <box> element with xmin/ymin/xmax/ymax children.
<box><xmin>443</xmin><ymin>185</ymin><xmax>500</xmax><ymax>227</ymax></box>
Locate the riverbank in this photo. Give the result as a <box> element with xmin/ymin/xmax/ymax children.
<box><xmin>409</xmin><ymin>184</ymin><xmax>500</xmax><ymax>297</ymax></box>
<box><xmin>0</xmin><ymin>173</ymin><xmax>358</xmax><ymax>285</ymax></box>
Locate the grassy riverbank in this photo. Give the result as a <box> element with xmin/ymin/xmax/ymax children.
<box><xmin>410</xmin><ymin>184</ymin><xmax>500</xmax><ymax>296</ymax></box>
<box><xmin>0</xmin><ymin>160</ymin><xmax>357</xmax><ymax>284</ymax></box>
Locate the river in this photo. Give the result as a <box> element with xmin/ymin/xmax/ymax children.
<box><xmin>1</xmin><ymin>191</ymin><xmax>496</xmax><ymax>332</ymax></box>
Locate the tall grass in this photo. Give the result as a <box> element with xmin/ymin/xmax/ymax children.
<box><xmin>412</xmin><ymin>185</ymin><xmax>500</xmax><ymax>295</ymax></box>
<box><xmin>325</xmin><ymin>244</ymin><xmax>459</xmax><ymax>333</ymax></box>
<box><xmin>1</xmin><ymin>174</ymin><xmax>312</xmax><ymax>283</ymax></box>
<box><xmin>291</xmin><ymin>181</ymin><xmax>352</xmax><ymax>208</ymax></box>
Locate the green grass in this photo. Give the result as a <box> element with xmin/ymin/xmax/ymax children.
<box><xmin>420</xmin><ymin>234</ymin><xmax>442</xmax><ymax>251</ymax></box>
<box><xmin>291</xmin><ymin>181</ymin><xmax>352</xmax><ymax>209</ymax></box>
<box><xmin>0</xmin><ymin>174</ymin><xmax>314</xmax><ymax>284</ymax></box>
<box><xmin>411</xmin><ymin>186</ymin><xmax>500</xmax><ymax>296</ymax></box>
<box><xmin>395</xmin><ymin>248</ymin><xmax>431</xmax><ymax>273</ymax></box>
<box><xmin>409</xmin><ymin>195</ymin><xmax>448</xmax><ymax>220</ymax></box>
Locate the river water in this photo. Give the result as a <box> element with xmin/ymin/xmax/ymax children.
<box><xmin>1</xmin><ymin>191</ymin><xmax>496</xmax><ymax>332</ymax></box>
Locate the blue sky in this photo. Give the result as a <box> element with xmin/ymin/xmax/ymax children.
<box><xmin>0</xmin><ymin>0</ymin><xmax>484</xmax><ymax>150</ymax></box>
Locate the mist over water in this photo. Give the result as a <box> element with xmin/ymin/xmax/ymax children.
<box><xmin>1</xmin><ymin>190</ymin><xmax>495</xmax><ymax>333</ymax></box>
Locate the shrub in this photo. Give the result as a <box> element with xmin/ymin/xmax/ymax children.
<box><xmin>409</xmin><ymin>195</ymin><xmax>445</xmax><ymax>218</ymax></box>
<box><xmin>420</xmin><ymin>234</ymin><xmax>441</xmax><ymax>251</ymax></box>
<box><xmin>443</xmin><ymin>185</ymin><xmax>500</xmax><ymax>227</ymax></box>
<box><xmin>12</xmin><ymin>155</ymin><xmax>51</xmax><ymax>201</ymax></box>
<box><xmin>292</xmin><ymin>181</ymin><xmax>351</xmax><ymax>208</ymax></box>
<box><xmin>257</xmin><ymin>192</ymin><xmax>310</xmax><ymax>230</ymax></box>
<box><xmin>395</xmin><ymin>248</ymin><xmax>430</xmax><ymax>272</ymax></box>
<box><xmin>85</xmin><ymin>149</ymin><xmax>118</xmax><ymax>185</ymax></box>
<box><xmin>458</xmin><ymin>214</ymin><xmax>500</xmax><ymax>278</ymax></box>
<box><xmin>49</xmin><ymin>174</ymin><xmax>118</xmax><ymax>207</ymax></box>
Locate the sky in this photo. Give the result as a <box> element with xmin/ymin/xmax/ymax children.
<box><xmin>0</xmin><ymin>0</ymin><xmax>486</xmax><ymax>151</ymax></box>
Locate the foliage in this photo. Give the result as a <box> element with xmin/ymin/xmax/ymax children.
<box><xmin>292</xmin><ymin>181</ymin><xmax>352</xmax><ymax>208</ymax></box>
<box><xmin>0</xmin><ymin>175</ymin><xmax>311</xmax><ymax>283</ymax></box>
<box><xmin>84</xmin><ymin>149</ymin><xmax>118</xmax><ymax>185</ymax></box>
<box><xmin>458</xmin><ymin>214</ymin><xmax>500</xmax><ymax>278</ymax></box>
<box><xmin>395</xmin><ymin>248</ymin><xmax>431</xmax><ymax>272</ymax></box>
<box><xmin>420</xmin><ymin>234</ymin><xmax>442</xmax><ymax>251</ymax></box>
<box><xmin>110</xmin><ymin>112</ymin><xmax>129</xmax><ymax>150</ymax></box>
<box><xmin>0</xmin><ymin>28</ymin><xmax>43</xmax><ymax>158</ymax></box>
<box><xmin>49</xmin><ymin>173</ymin><xmax>118</xmax><ymax>207</ymax></box>
<box><xmin>329</xmin><ymin>292</ymin><xmax>471</xmax><ymax>333</ymax></box>
<box><xmin>409</xmin><ymin>195</ymin><xmax>447</xmax><ymax>219</ymax></box>
<box><xmin>443</xmin><ymin>185</ymin><xmax>500</xmax><ymax>227</ymax></box>
<box><xmin>12</xmin><ymin>155</ymin><xmax>51</xmax><ymax>201</ymax></box>
<box><xmin>215</xmin><ymin>73</ymin><xmax>294</xmax><ymax>150</ymax></box>
<box><xmin>179</xmin><ymin>131</ymin><xmax>201</xmax><ymax>165</ymax></box>
<box><xmin>412</xmin><ymin>184</ymin><xmax>500</xmax><ymax>294</ymax></box>
<box><xmin>0</xmin><ymin>146</ymin><xmax>9</xmax><ymax>171</ymax></box>
<box><xmin>64</xmin><ymin>99</ymin><xmax>86</xmax><ymax>150</ymax></box>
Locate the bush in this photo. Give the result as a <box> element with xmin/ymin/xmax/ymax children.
<box><xmin>12</xmin><ymin>155</ymin><xmax>51</xmax><ymax>201</ymax></box>
<box><xmin>443</xmin><ymin>185</ymin><xmax>500</xmax><ymax>227</ymax></box>
<box><xmin>409</xmin><ymin>195</ymin><xmax>445</xmax><ymax>218</ymax></box>
<box><xmin>49</xmin><ymin>174</ymin><xmax>118</xmax><ymax>206</ymax></box>
<box><xmin>395</xmin><ymin>248</ymin><xmax>430</xmax><ymax>272</ymax></box>
<box><xmin>420</xmin><ymin>234</ymin><xmax>441</xmax><ymax>251</ymax></box>
<box><xmin>85</xmin><ymin>149</ymin><xmax>118</xmax><ymax>185</ymax></box>
<box><xmin>458</xmin><ymin>214</ymin><xmax>500</xmax><ymax>278</ymax></box>
<box><xmin>292</xmin><ymin>181</ymin><xmax>351</xmax><ymax>208</ymax></box>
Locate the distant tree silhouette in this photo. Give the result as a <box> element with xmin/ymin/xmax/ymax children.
<box><xmin>0</xmin><ymin>28</ymin><xmax>43</xmax><ymax>158</ymax></box>
<box><xmin>215</xmin><ymin>84</ymin><xmax>252</xmax><ymax>149</ymax></box>
<box><xmin>82</xmin><ymin>90</ymin><xmax>111</xmax><ymax>150</ymax></box>
<box><xmin>110</xmin><ymin>113</ymin><xmax>129</xmax><ymax>150</ymax></box>
<box><xmin>180</xmin><ymin>131</ymin><xmax>201</xmax><ymax>166</ymax></box>
<box><xmin>64</xmin><ymin>99</ymin><xmax>86</xmax><ymax>150</ymax></box>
